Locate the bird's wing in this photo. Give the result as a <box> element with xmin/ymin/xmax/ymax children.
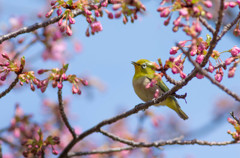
<box><xmin>146</xmin><ymin>77</ymin><xmax>169</xmax><ymax>92</ymax></box>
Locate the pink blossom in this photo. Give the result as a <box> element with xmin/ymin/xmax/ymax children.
<box><xmin>190</xmin><ymin>48</ymin><xmax>197</xmax><ymax>56</ymax></box>
<box><xmin>170</xmin><ymin>46</ymin><xmax>179</xmax><ymax>55</ymax></box>
<box><xmin>90</xmin><ymin>21</ymin><xmax>103</xmax><ymax>33</ymax></box>
<box><xmin>196</xmin><ymin>54</ymin><xmax>204</xmax><ymax>64</ymax></box>
<box><xmin>215</xmin><ymin>73</ymin><xmax>222</xmax><ymax>82</ymax></box>
<box><xmin>42</xmin><ymin>41</ymin><xmax>67</xmax><ymax>62</ymax></box>
<box><xmin>193</xmin><ymin>7</ymin><xmax>200</xmax><ymax>14</ymax></box>
<box><xmin>194</xmin><ymin>21</ymin><xmax>202</xmax><ymax>33</ymax></box>
<box><xmin>95</xmin><ymin>10</ymin><xmax>100</xmax><ymax>17</ymax></box>
<box><xmin>160</xmin><ymin>8</ymin><xmax>170</xmax><ymax>17</ymax></box>
<box><xmin>230</xmin><ymin>46</ymin><xmax>240</xmax><ymax>56</ymax></box>
<box><xmin>196</xmin><ymin>73</ymin><xmax>204</xmax><ymax>79</ymax></box>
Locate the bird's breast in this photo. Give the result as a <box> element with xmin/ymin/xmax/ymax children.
<box><xmin>132</xmin><ymin>76</ymin><xmax>163</xmax><ymax>102</ymax></box>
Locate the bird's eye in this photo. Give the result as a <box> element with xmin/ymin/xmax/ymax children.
<box><xmin>141</xmin><ymin>63</ymin><xmax>147</xmax><ymax>69</ymax></box>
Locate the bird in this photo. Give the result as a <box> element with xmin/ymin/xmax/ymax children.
<box><xmin>132</xmin><ymin>59</ymin><xmax>188</xmax><ymax>120</ymax></box>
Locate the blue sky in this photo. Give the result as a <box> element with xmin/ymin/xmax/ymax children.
<box><xmin>0</xmin><ymin>0</ymin><xmax>240</xmax><ymax>157</ymax></box>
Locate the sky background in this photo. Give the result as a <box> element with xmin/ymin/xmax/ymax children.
<box><xmin>0</xmin><ymin>0</ymin><xmax>240</xmax><ymax>157</ymax></box>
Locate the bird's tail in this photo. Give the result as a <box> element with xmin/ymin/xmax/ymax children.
<box><xmin>166</xmin><ymin>96</ymin><xmax>189</xmax><ymax>120</ymax></box>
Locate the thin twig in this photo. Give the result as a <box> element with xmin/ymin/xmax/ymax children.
<box><xmin>0</xmin><ymin>1</ymin><xmax>105</xmax><ymax>44</ymax></box>
<box><xmin>99</xmin><ymin>129</ymin><xmax>238</xmax><ymax>148</ymax></box>
<box><xmin>58</xmin><ymin>65</ymin><xmax>205</xmax><ymax>158</ymax></box>
<box><xmin>199</xmin><ymin>17</ymin><xmax>215</xmax><ymax>34</ymax></box>
<box><xmin>184</xmin><ymin>48</ymin><xmax>240</xmax><ymax>101</ymax></box>
<box><xmin>0</xmin><ymin>65</ymin><xmax>23</xmax><ymax>99</ymax></box>
<box><xmin>67</xmin><ymin>146</ymin><xmax>135</xmax><ymax>157</ymax></box>
<box><xmin>0</xmin><ymin>143</ymin><xmax>2</xmax><ymax>158</ymax></box>
<box><xmin>13</xmin><ymin>38</ymin><xmax>38</xmax><ymax>60</ymax></box>
<box><xmin>57</xmin><ymin>88</ymin><xmax>77</xmax><ymax>139</ymax></box>
<box><xmin>230</xmin><ymin>112</ymin><xmax>240</xmax><ymax>125</ymax></box>
<box><xmin>0</xmin><ymin>137</ymin><xmax>21</xmax><ymax>148</ymax></box>
<box><xmin>201</xmin><ymin>0</ymin><xmax>225</xmax><ymax>66</ymax></box>
<box><xmin>217</xmin><ymin>12</ymin><xmax>240</xmax><ymax>42</ymax></box>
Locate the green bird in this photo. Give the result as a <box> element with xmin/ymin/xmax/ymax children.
<box><xmin>132</xmin><ymin>59</ymin><xmax>188</xmax><ymax>120</ymax></box>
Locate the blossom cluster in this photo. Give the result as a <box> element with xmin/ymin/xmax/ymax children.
<box><xmin>227</xmin><ymin>117</ymin><xmax>240</xmax><ymax>141</ymax></box>
<box><xmin>19</xmin><ymin>64</ymin><xmax>88</xmax><ymax>94</ymax></box>
<box><xmin>0</xmin><ymin>53</ymin><xmax>25</xmax><ymax>80</ymax></box>
<box><xmin>46</xmin><ymin>0</ymin><xmax>146</xmax><ymax>37</ymax></box>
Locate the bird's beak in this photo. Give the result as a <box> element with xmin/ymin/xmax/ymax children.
<box><xmin>131</xmin><ymin>61</ymin><xmax>139</xmax><ymax>66</ymax></box>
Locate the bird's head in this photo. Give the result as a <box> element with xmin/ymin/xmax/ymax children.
<box><xmin>132</xmin><ymin>59</ymin><xmax>158</xmax><ymax>77</ymax></box>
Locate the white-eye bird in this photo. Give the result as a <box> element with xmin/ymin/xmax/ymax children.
<box><xmin>132</xmin><ymin>59</ymin><xmax>188</xmax><ymax>120</ymax></box>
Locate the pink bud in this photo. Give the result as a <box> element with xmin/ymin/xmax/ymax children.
<box><xmin>173</xmin><ymin>16</ymin><xmax>181</xmax><ymax>26</ymax></box>
<box><xmin>115</xmin><ymin>11</ymin><xmax>122</xmax><ymax>18</ymax></box>
<box><xmin>228</xmin><ymin>67</ymin><xmax>236</xmax><ymax>78</ymax></box>
<box><xmin>225</xmin><ymin>57</ymin><xmax>234</xmax><ymax>65</ymax></box>
<box><xmin>52</xmin><ymin>149</ymin><xmax>58</xmax><ymax>155</ymax></box>
<box><xmin>204</xmin><ymin>1</ymin><xmax>213</xmax><ymax>8</ymax></box>
<box><xmin>108</xmin><ymin>12</ymin><xmax>114</xmax><ymax>19</ymax></box>
<box><xmin>154</xmin><ymin>89</ymin><xmax>160</xmax><ymax>98</ymax></box>
<box><xmin>157</xmin><ymin>7</ymin><xmax>165</xmax><ymax>12</ymax></box>
<box><xmin>196</xmin><ymin>54</ymin><xmax>204</xmax><ymax>64</ymax></box>
<box><xmin>194</xmin><ymin>21</ymin><xmax>202</xmax><ymax>33</ymax></box>
<box><xmin>30</xmin><ymin>84</ymin><xmax>35</xmax><ymax>91</ymax></box>
<box><xmin>45</xmin><ymin>9</ymin><xmax>53</xmax><ymax>18</ymax></box>
<box><xmin>230</xmin><ymin>46</ymin><xmax>240</xmax><ymax>56</ymax></box>
<box><xmin>224</xmin><ymin>2</ymin><xmax>229</xmax><ymax>9</ymax></box>
<box><xmin>84</xmin><ymin>8</ymin><xmax>92</xmax><ymax>15</ymax></box>
<box><xmin>62</xmin><ymin>73</ymin><xmax>68</xmax><ymax>80</ymax></box>
<box><xmin>57</xmin><ymin>8</ymin><xmax>62</xmax><ymax>16</ymax></box>
<box><xmin>52</xmin><ymin>80</ymin><xmax>57</xmax><ymax>88</ymax></box>
<box><xmin>57</xmin><ymin>82</ymin><xmax>63</xmax><ymax>89</ymax></box>
<box><xmin>1</xmin><ymin>53</ymin><xmax>10</xmax><ymax>60</ymax></box>
<box><xmin>237</xmin><ymin>0</ymin><xmax>240</xmax><ymax>5</ymax></box>
<box><xmin>95</xmin><ymin>10</ymin><xmax>100</xmax><ymax>17</ymax></box>
<box><xmin>160</xmin><ymin>8</ymin><xmax>170</xmax><ymax>17</ymax></box>
<box><xmin>101</xmin><ymin>0</ymin><xmax>108</xmax><ymax>7</ymax></box>
<box><xmin>66</xmin><ymin>25</ymin><xmax>72</xmax><ymax>36</ymax></box>
<box><xmin>38</xmin><ymin>69</ymin><xmax>47</xmax><ymax>74</ymax></box>
<box><xmin>180</xmin><ymin>71</ymin><xmax>186</xmax><ymax>79</ymax></box>
<box><xmin>229</xmin><ymin>2</ymin><xmax>236</xmax><ymax>8</ymax></box>
<box><xmin>215</xmin><ymin>73</ymin><xmax>222</xmax><ymax>82</ymax></box>
<box><xmin>208</xmin><ymin>61</ymin><xmax>214</xmax><ymax>73</ymax></box>
<box><xmin>81</xmin><ymin>79</ymin><xmax>88</xmax><ymax>86</ymax></box>
<box><xmin>171</xmin><ymin>66</ymin><xmax>179</xmax><ymax>74</ymax></box>
<box><xmin>69</xmin><ymin>16</ymin><xmax>76</xmax><ymax>24</ymax></box>
<box><xmin>112</xmin><ymin>4</ymin><xmax>121</xmax><ymax>10</ymax></box>
<box><xmin>58</xmin><ymin>18</ymin><xmax>63</xmax><ymax>26</ymax></box>
<box><xmin>206</xmin><ymin>12</ymin><xmax>213</xmax><ymax>19</ymax></box>
<box><xmin>196</xmin><ymin>73</ymin><xmax>204</xmax><ymax>79</ymax></box>
<box><xmin>51</xmin><ymin>0</ymin><xmax>57</xmax><ymax>6</ymax></box>
<box><xmin>179</xmin><ymin>8</ymin><xmax>188</xmax><ymax>17</ymax></box>
<box><xmin>170</xmin><ymin>46</ymin><xmax>179</xmax><ymax>55</ymax></box>
<box><xmin>193</xmin><ymin>7</ymin><xmax>200</xmax><ymax>14</ymax></box>
<box><xmin>59</xmin><ymin>25</ymin><xmax>66</xmax><ymax>32</ymax></box>
<box><xmin>169</xmin><ymin>56</ymin><xmax>175</xmax><ymax>62</ymax></box>
<box><xmin>72</xmin><ymin>86</ymin><xmax>78</xmax><ymax>94</ymax></box>
<box><xmin>90</xmin><ymin>21</ymin><xmax>103</xmax><ymax>33</ymax></box>
<box><xmin>190</xmin><ymin>48</ymin><xmax>197</xmax><ymax>56</ymax></box>
<box><xmin>164</xmin><ymin>16</ymin><xmax>171</xmax><ymax>26</ymax></box>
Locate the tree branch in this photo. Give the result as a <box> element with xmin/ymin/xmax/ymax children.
<box><xmin>0</xmin><ymin>1</ymin><xmax>106</xmax><ymax>44</ymax></box>
<box><xmin>199</xmin><ymin>16</ymin><xmax>215</xmax><ymax>34</ymax></box>
<box><xmin>67</xmin><ymin>146</ymin><xmax>135</xmax><ymax>157</ymax></box>
<box><xmin>217</xmin><ymin>12</ymin><xmax>240</xmax><ymax>42</ymax></box>
<box><xmin>0</xmin><ymin>66</ymin><xmax>24</xmax><ymax>99</ymax></box>
<box><xmin>57</xmin><ymin>88</ymin><xmax>77</xmax><ymax>139</ymax></box>
<box><xmin>184</xmin><ymin>47</ymin><xmax>240</xmax><ymax>101</ymax></box>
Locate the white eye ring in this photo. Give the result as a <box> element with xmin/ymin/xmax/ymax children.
<box><xmin>141</xmin><ymin>63</ymin><xmax>147</xmax><ymax>69</ymax></box>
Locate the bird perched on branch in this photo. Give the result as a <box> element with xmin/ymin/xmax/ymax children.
<box><xmin>132</xmin><ymin>59</ymin><xmax>188</xmax><ymax>120</ymax></box>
